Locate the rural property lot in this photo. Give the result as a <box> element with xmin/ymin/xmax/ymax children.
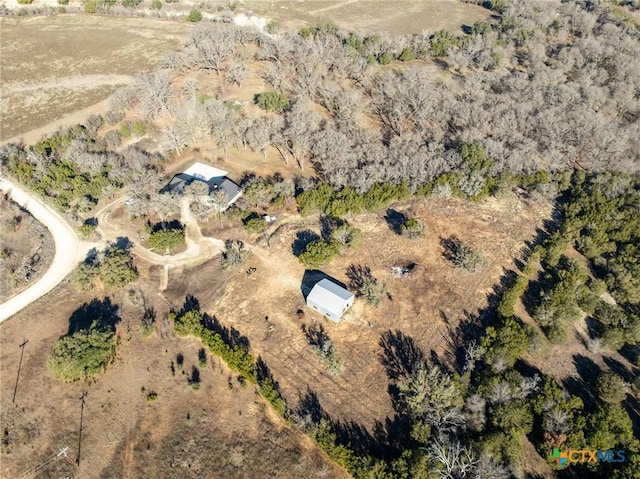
<box><xmin>0</xmin><ymin>279</ymin><xmax>350</xmax><ymax>479</ymax></box>
<box><xmin>249</xmin><ymin>0</ymin><xmax>491</xmax><ymax>36</ymax></box>
<box><xmin>192</xmin><ymin>194</ymin><xmax>553</xmax><ymax>428</ymax></box>
<box><xmin>0</xmin><ymin>15</ymin><xmax>193</xmax><ymax>142</ymax></box>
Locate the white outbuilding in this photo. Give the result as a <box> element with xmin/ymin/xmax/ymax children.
<box><xmin>306</xmin><ymin>278</ymin><xmax>354</xmax><ymax>322</ymax></box>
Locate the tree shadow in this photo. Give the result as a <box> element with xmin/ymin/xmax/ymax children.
<box><xmin>619</xmin><ymin>344</ymin><xmax>640</xmax><ymax>368</ymax></box>
<box><xmin>384</xmin><ymin>209</ymin><xmax>407</xmax><ymax>235</ymax></box>
<box><xmin>152</xmin><ymin>220</ymin><xmax>183</xmax><ymax>233</ymax></box>
<box><xmin>583</xmin><ymin>316</ymin><xmax>602</xmax><ymax>341</ymax></box>
<box><xmin>602</xmin><ymin>356</ymin><xmax>634</xmax><ymax>383</ymax></box>
<box><xmin>345</xmin><ymin>264</ymin><xmax>373</xmax><ymax>293</ymax></box>
<box><xmin>113</xmin><ymin>236</ymin><xmax>133</xmax><ymax>251</ymax></box>
<box><xmin>300</xmin><ymin>269</ymin><xmax>347</xmax><ymax>301</ymax></box>
<box><xmin>562</xmin><ymin>354</ymin><xmax>602</xmax><ymax>408</ymax></box>
<box><xmin>319</xmin><ymin>216</ymin><xmax>344</xmax><ymax>241</ymax></box>
<box><xmin>448</xmin><ymin>307</ymin><xmax>498</xmax><ymax>374</ymax></box>
<box><xmin>189</xmin><ymin>365</ymin><xmax>200</xmax><ymax>384</ymax></box>
<box><xmin>440</xmin><ymin>235</ymin><xmax>462</xmax><ymax>264</ymax></box>
<box><xmin>67</xmin><ymin>297</ymin><xmax>120</xmax><ymax>335</ymax></box>
<box><xmin>292</xmin><ymin>230</ymin><xmax>321</xmax><ymax>257</ymax></box>
<box><xmin>83</xmin><ymin>247</ymin><xmax>99</xmax><ymax>266</ymax></box>
<box><xmin>333</xmin><ymin>420</ymin><xmax>380</xmax><ymax>457</ymax></box>
<box><xmin>295</xmin><ymin>387</ymin><xmax>409</xmax><ymax>462</ymax></box>
<box><xmin>378</xmin><ymin>330</ymin><xmax>425</xmax><ymax>381</ymax></box>
<box><xmin>372</xmin><ymin>414</ymin><xmax>413</xmax><ymax>458</ymax></box>
<box><xmin>301</xmin><ymin>323</ymin><xmax>330</xmax><ymax>348</ymax></box>
<box><xmin>203</xmin><ymin>313</ymin><xmax>250</xmax><ymax>351</ymax></box>
<box><xmin>522</xmin><ymin>272</ymin><xmax>545</xmax><ymax>318</ymax></box>
<box><xmin>296</xmin><ymin>388</ymin><xmax>327</xmax><ymax>424</ymax></box>
<box><xmin>179</xmin><ymin>294</ymin><xmax>200</xmax><ymax>316</ymax></box>
<box><xmin>256</xmin><ymin>356</ymin><xmax>279</xmax><ymax>386</ymax></box>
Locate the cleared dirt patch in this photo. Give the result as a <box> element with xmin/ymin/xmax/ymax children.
<box><xmin>249</xmin><ymin>0</ymin><xmax>492</xmax><ymax>36</ymax></box>
<box><xmin>0</xmin><ymin>15</ymin><xmax>193</xmax><ymax>141</ymax></box>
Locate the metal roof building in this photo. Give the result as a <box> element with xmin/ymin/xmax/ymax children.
<box><xmin>306</xmin><ymin>278</ymin><xmax>354</xmax><ymax>322</ymax></box>
<box><xmin>160</xmin><ymin>162</ymin><xmax>241</xmax><ymax>209</ymax></box>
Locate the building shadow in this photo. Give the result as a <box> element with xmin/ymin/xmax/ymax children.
<box><xmin>300</xmin><ymin>270</ymin><xmax>347</xmax><ymax>301</ymax></box>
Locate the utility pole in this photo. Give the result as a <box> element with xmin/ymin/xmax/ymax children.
<box><xmin>12</xmin><ymin>339</ymin><xmax>28</xmax><ymax>403</ymax></box>
<box><xmin>76</xmin><ymin>391</ymin><xmax>87</xmax><ymax>466</ymax></box>
<box><xmin>262</xmin><ymin>220</ymin><xmax>271</xmax><ymax>249</ymax></box>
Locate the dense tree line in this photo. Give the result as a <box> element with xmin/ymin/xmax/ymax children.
<box><xmin>0</xmin><ymin>119</ymin><xmax>164</xmax><ymax>215</ymax></box>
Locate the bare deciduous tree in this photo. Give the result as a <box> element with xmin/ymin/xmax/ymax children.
<box><xmin>427</xmin><ymin>440</ymin><xmax>478</xmax><ymax>479</ymax></box>
<box><xmin>136</xmin><ymin>71</ymin><xmax>173</xmax><ymax>119</ymax></box>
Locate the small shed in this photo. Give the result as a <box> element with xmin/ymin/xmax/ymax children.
<box><xmin>306</xmin><ymin>278</ymin><xmax>354</xmax><ymax>322</ymax></box>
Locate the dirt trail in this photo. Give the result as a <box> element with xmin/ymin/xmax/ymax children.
<box><xmin>1</xmin><ymin>98</ymin><xmax>114</xmax><ymax>147</ymax></box>
<box><xmin>94</xmin><ymin>195</ymin><xmax>224</xmax><ymax>269</ymax></box>
<box><xmin>0</xmin><ymin>159</ymin><xmax>224</xmax><ymax>321</ymax></box>
<box><xmin>0</xmin><ymin>178</ymin><xmax>101</xmax><ymax>322</ymax></box>
<box><xmin>3</xmin><ymin>75</ymin><xmax>133</xmax><ymax>94</ymax></box>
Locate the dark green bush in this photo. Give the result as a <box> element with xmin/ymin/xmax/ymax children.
<box><xmin>299</xmin><ymin>240</ymin><xmax>340</xmax><ymax>268</ymax></box>
<box><xmin>256</xmin><ymin>92</ymin><xmax>290</xmax><ymax>112</ymax></box>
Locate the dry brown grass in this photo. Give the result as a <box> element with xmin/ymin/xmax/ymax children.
<box><xmin>0</xmin><ymin>15</ymin><xmax>193</xmax><ymax>142</ymax></box>
<box><xmin>0</xmin><ymin>268</ymin><xmax>349</xmax><ymax>479</ymax></box>
<box><xmin>248</xmin><ymin>0</ymin><xmax>491</xmax><ymax>36</ymax></box>
<box><xmin>0</xmin><ymin>196</ymin><xmax>54</xmax><ymax>301</ymax></box>
<box><xmin>191</xmin><ymin>193</ymin><xmax>553</xmax><ymax>428</ymax></box>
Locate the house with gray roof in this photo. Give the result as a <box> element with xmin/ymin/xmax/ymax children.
<box><xmin>160</xmin><ymin>161</ymin><xmax>241</xmax><ymax>209</ymax></box>
<box><xmin>306</xmin><ymin>278</ymin><xmax>354</xmax><ymax>322</ymax></box>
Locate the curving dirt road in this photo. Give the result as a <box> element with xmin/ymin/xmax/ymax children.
<box><xmin>0</xmin><ymin>161</ymin><xmax>226</xmax><ymax>322</ymax></box>
<box><xmin>0</xmin><ymin>178</ymin><xmax>101</xmax><ymax>322</ymax></box>
<box><xmin>94</xmin><ymin>196</ymin><xmax>225</xmax><ymax>269</ymax></box>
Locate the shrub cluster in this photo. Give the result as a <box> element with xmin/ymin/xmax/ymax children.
<box><xmin>71</xmin><ymin>244</ymin><xmax>138</xmax><ymax>291</ymax></box>
<box><xmin>148</xmin><ymin>224</ymin><xmax>185</xmax><ymax>253</ymax></box>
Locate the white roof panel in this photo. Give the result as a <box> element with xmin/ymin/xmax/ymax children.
<box><xmin>307</xmin><ymin>278</ymin><xmax>354</xmax><ymax>317</ymax></box>
<box><xmin>183</xmin><ymin>162</ymin><xmax>228</xmax><ymax>181</ymax></box>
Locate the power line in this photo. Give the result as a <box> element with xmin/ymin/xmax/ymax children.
<box><xmin>76</xmin><ymin>391</ymin><xmax>87</xmax><ymax>466</ymax></box>
<box><xmin>12</xmin><ymin>339</ymin><xmax>28</xmax><ymax>403</ymax></box>
<box><xmin>18</xmin><ymin>446</ymin><xmax>70</xmax><ymax>479</ymax></box>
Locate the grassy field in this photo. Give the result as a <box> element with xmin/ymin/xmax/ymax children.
<box><xmin>0</xmin><ymin>275</ymin><xmax>350</xmax><ymax>479</ymax></box>
<box><xmin>0</xmin><ymin>15</ymin><xmax>193</xmax><ymax>142</ymax></box>
<box><xmin>248</xmin><ymin>0</ymin><xmax>491</xmax><ymax>36</ymax></box>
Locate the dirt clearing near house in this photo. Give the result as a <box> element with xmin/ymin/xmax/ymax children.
<box><xmin>249</xmin><ymin>0</ymin><xmax>491</xmax><ymax>36</ymax></box>
<box><xmin>0</xmin><ymin>15</ymin><xmax>193</xmax><ymax>142</ymax></box>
